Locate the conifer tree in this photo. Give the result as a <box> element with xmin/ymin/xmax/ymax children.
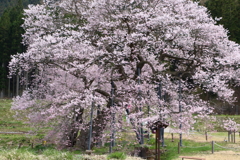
<box><xmin>0</xmin><ymin>0</ymin><xmax>25</xmax><ymax>97</ymax></box>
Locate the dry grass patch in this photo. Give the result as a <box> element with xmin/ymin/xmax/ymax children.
<box><xmin>164</xmin><ymin>131</ymin><xmax>240</xmax><ymax>143</ymax></box>
<box><xmin>77</xmin><ymin>154</ymin><xmax>144</xmax><ymax>160</ymax></box>
<box><xmin>174</xmin><ymin>151</ymin><xmax>240</xmax><ymax>160</ymax></box>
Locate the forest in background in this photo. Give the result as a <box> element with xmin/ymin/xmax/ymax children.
<box><xmin>0</xmin><ymin>0</ymin><xmax>41</xmax><ymax>98</ymax></box>
<box><xmin>0</xmin><ymin>0</ymin><xmax>40</xmax><ymax>16</ymax></box>
<box><xmin>0</xmin><ymin>0</ymin><xmax>239</xmax><ymax>114</ymax></box>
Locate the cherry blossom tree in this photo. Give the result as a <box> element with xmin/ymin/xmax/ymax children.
<box><xmin>9</xmin><ymin>0</ymin><xmax>240</xmax><ymax>150</ymax></box>
<box><xmin>222</xmin><ymin>118</ymin><xmax>239</xmax><ymax>142</ymax></box>
<box><xmin>223</xmin><ymin>118</ymin><xmax>239</xmax><ymax>132</ymax></box>
<box><xmin>194</xmin><ymin>114</ymin><xmax>216</xmax><ymax>141</ymax></box>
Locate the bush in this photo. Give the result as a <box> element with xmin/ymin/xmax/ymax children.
<box><xmin>107</xmin><ymin>152</ymin><xmax>126</xmax><ymax>160</ymax></box>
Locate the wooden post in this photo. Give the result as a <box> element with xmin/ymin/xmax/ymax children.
<box><xmin>89</xmin><ymin>100</ymin><xmax>95</xmax><ymax>151</ymax></box>
<box><xmin>205</xmin><ymin>131</ymin><xmax>208</xmax><ymax>141</ymax></box>
<box><xmin>234</xmin><ymin>131</ymin><xmax>236</xmax><ymax>143</ymax></box>
<box><xmin>151</xmin><ymin>121</ymin><xmax>168</xmax><ymax>160</ymax></box>
<box><xmin>154</xmin><ymin>126</ymin><xmax>162</xmax><ymax>160</ymax></box>
<box><xmin>12</xmin><ymin>75</ymin><xmax>15</xmax><ymax>97</ymax></box>
<box><xmin>155</xmin><ymin>127</ymin><xmax>159</xmax><ymax>160</ymax></box>
<box><xmin>228</xmin><ymin>131</ymin><xmax>230</xmax><ymax>142</ymax></box>
<box><xmin>18</xmin><ymin>142</ymin><xmax>23</xmax><ymax>149</ymax></box>
<box><xmin>155</xmin><ymin>127</ymin><xmax>160</xmax><ymax>160</ymax></box>
<box><xmin>178</xmin><ymin>142</ymin><xmax>180</xmax><ymax>154</ymax></box>
<box><xmin>171</xmin><ymin>133</ymin><xmax>174</xmax><ymax>142</ymax></box>
<box><xmin>16</xmin><ymin>74</ymin><xmax>19</xmax><ymax>96</ymax></box>
<box><xmin>8</xmin><ymin>78</ymin><xmax>10</xmax><ymax>97</ymax></box>
<box><xmin>155</xmin><ymin>128</ymin><xmax>158</xmax><ymax>160</ymax></box>
<box><xmin>211</xmin><ymin>141</ymin><xmax>214</xmax><ymax>154</ymax></box>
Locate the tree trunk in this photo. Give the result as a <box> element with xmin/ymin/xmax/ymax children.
<box><xmin>67</xmin><ymin>125</ymin><xmax>80</xmax><ymax>147</ymax></box>
<box><xmin>126</xmin><ymin>108</ymin><xmax>142</xmax><ymax>144</ymax></box>
<box><xmin>8</xmin><ymin>77</ymin><xmax>10</xmax><ymax>97</ymax></box>
<box><xmin>76</xmin><ymin>109</ymin><xmax>109</xmax><ymax>150</ymax></box>
<box><xmin>17</xmin><ymin>74</ymin><xmax>20</xmax><ymax>96</ymax></box>
<box><xmin>60</xmin><ymin>108</ymin><xmax>84</xmax><ymax>148</ymax></box>
<box><xmin>0</xmin><ymin>90</ymin><xmax>3</xmax><ymax>98</ymax></box>
<box><xmin>12</xmin><ymin>75</ymin><xmax>15</xmax><ymax>97</ymax></box>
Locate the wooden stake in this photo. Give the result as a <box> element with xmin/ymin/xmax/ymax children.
<box><xmin>211</xmin><ymin>141</ymin><xmax>214</xmax><ymax>154</ymax></box>
<box><xmin>234</xmin><ymin>131</ymin><xmax>236</xmax><ymax>143</ymax></box>
<box><xmin>178</xmin><ymin>142</ymin><xmax>180</xmax><ymax>154</ymax></box>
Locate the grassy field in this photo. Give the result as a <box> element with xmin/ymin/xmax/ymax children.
<box><xmin>0</xmin><ymin>99</ymin><xmax>32</xmax><ymax>148</ymax></box>
<box><xmin>0</xmin><ymin>99</ymin><xmax>24</xmax><ymax>132</ymax></box>
<box><xmin>1</xmin><ymin>99</ymin><xmax>240</xmax><ymax>160</ymax></box>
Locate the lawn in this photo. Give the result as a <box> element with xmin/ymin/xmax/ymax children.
<box><xmin>0</xmin><ymin>99</ymin><xmax>31</xmax><ymax>148</ymax></box>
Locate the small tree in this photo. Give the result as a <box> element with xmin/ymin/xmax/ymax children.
<box><xmin>222</xmin><ymin>118</ymin><xmax>239</xmax><ymax>142</ymax></box>
<box><xmin>195</xmin><ymin>114</ymin><xmax>216</xmax><ymax>141</ymax></box>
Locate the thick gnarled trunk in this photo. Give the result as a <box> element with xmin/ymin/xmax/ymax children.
<box><xmin>60</xmin><ymin>108</ymin><xmax>84</xmax><ymax>148</ymax></box>
<box><xmin>76</xmin><ymin>109</ymin><xmax>109</xmax><ymax>150</ymax></box>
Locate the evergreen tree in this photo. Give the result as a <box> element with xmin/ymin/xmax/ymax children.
<box><xmin>0</xmin><ymin>0</ymin><xmax>25</xmax><ymax>96</ymax></box>
<box><xmin>0</xmin><ymin>9</ymin><xmax>11</xmax><ymax>94</ymax></box>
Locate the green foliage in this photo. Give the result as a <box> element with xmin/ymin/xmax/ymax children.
<box><xmin>107</xmin><ymin>152</ymin><xmax>127</xmax><ymax>160</ymax></box>
<box><xmin>205</xmin><ymin>0</ymin><xmax>240</xmax><ymax>44</ymax></box>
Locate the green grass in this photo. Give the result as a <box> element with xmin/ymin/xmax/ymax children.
<box><xmin>0</xmin><ymin>99</ymin><xmax>28</xmax><ymax>132</ymax></box>
<box><xmin>0</xmin><ymin>147</ymin><xmax>75</xmax><ymax>160</ymax></box>
<box><xmin>0</xmin><ymin>99</ymin><xmax>46</xmax><ymax>150</ymax></box>
<box><xmin>94</xmin><ymin>146</ymin><xmax>110</xmax><ymax>154</ymax></box>
<box><xmin>209</xmin><ymin>132</ymin><xmax>227</xmax><ymax>136</ymax></box>
<box><xmin>144</xmin><ymin>137</ymin><xmax>227</xmax><ymax>160</ymax></box>
<box><xmin>93</xmin><ymin>135</ymin><xmax>228</xmax><ymax>160</ymax></box>
<box><xmin>107</xmin><ymin>152</ymin><xmax>127</xmax><ymax>160</ymax></box>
